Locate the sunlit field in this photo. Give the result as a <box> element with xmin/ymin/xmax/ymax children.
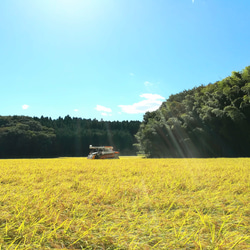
<box><xmin>0</xmin><ymin>158</ymin><xmax>249</xmax><ymax>249</ymax></box>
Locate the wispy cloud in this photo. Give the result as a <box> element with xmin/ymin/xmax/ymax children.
<box><xmin>74</xmin><ymin>109</ymin><xmax>79</xmax><ymax>112</ymax></box>
<box><xmin>192</xmin><ymin>0</ymin><xmax>194</xmax><ymax>3</ymax></box>
<box><xmin>95</xmin><ymin>105</ymin><xmax>112</xmax><ymax>113</ymax></box>
<box><xmin>101</xmin><ymin>112</ymin><xmax>112</xmax><ymax>116</ymax></box>
<box><xmin>144</xmin><ymin>81</ymin><xmax>153</xmax><ymax>87</ymax></box>
<box><xmin>22</xmin><ymin>104</ymin><xmax>29</xmax><ymax>110</ymax></box>
<box><xmin>118</xmin><ymin>94</ymin><xmax>165</xmax><ymax>114</ymax></box>
<box><xmin>129</xmin><ymin>72</ymin><xmax>135</xmax><ymax>76</ymax></box>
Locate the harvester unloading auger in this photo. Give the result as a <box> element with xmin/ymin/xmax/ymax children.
<box><xmin>87</xmin><ymin>145</ymin><xmax>119</xmax><ymax>159</ymax></box>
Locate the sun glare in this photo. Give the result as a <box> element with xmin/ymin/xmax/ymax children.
<box><xmin>22</xmin><ymin>0</ymin><xmax>104</xmax><ymax>25</ymax></box>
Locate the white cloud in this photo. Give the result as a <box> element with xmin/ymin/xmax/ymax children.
<box><xmin>101</xmin><ymin>112</ymin><xmax>112</xmax><ymax>116</ymax></box>
<box><xmin>192</xmin><ymin>0</ymin><xmax>194</xmax><ymax>3</ymax></box>
<box><xmin>118</xmin><ymin>94</ymin><xmax>165</xmax><ymax>114</ymax></box>
<box><xmin>74</xmin><ymin>109</ymin><xmax>79</xmax><ymax>112</ymax></box>
<box><xmin>144</xmin><ymin>81</ymin><xmax>153</xmax><ymax>86</ymax></box>
<box><xmin>22</xmin><ymin>104</ymin><xmax>29</xmax><ymax>110</ymax></box>
<box><xmin>140</xmin><ymin>93</ymin><xmax>165</xmax><ymax>100</ymax></box>
<box><xmin>95</xmin><ymin>105</ymin><xmax>112</xmax><ymax>113</ymax></box>
<box><xmin>129</xmin><ymin>73</ymin><xmax>135</xmax><ymax>76</ymax></box>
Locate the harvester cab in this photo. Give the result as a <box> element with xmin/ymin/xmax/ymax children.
<box><xmin>87</xmin><ymin>145</ymin><xmax>119</xmax><ymax>159</ymax></box>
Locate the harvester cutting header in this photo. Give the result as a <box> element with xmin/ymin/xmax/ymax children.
<box><xmin>87</xmin><ymin>145</ymin><xmax>119</xmax><ymax>159</ymax></box>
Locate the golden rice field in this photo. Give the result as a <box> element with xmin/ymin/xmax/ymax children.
<box><xmin>0</xmin><ymin>157</ymin><xmax>249</xmax><ymax>249</ymax></box>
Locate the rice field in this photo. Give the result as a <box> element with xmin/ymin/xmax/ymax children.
<box><xmin>0</xmin><ymin>157</ymin><xmax>249</xmax><ymax>249</ymax></box>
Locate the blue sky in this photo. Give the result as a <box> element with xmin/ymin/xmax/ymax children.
<box><xmin>1</xmin><ymin>0</ymin><xmax>250</xmax><ymax>121</ymax></box>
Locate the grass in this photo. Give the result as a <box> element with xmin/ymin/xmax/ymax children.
<box><xmin>0</xmin><ymin>158</ymin><xmax>249</xmax><ymax>249</ymax></box>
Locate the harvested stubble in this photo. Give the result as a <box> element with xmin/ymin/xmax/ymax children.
<box><xmin>0</xmin><ymin>157</ymin><xmax>249</xmax><ymax>249</ymax></box>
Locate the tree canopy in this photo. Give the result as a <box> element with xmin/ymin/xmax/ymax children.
<box><xmin>135</xmin><ymin>66</ymin><xmax>250</xmax><ymax>157</ymax></box>
<box><xmin>0</xmin><ymin>116</ymin><xmax>140</xmax><ymax>158</ymax></box>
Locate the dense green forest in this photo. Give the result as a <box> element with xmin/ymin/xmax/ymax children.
<box><xmin>0</xmin><ymin>116</ymin><xmax>140</xmax><ymax>158</ymax></box>
<box><xmin>135</xmin><ymin>66</ymin><xmax>250</xmax><ymax>157</ymax></box>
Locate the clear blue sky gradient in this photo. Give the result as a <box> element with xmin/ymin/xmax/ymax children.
<box><xmin>1</xmin><ymin>0</ymin><xmax>250</xmax><ymax>121</ymax></box>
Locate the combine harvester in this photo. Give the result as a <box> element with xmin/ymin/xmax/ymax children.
<box><xmin>87</xmin><ymin>145</ymin><xmax>119</xmax><ymax>159</ymax></box>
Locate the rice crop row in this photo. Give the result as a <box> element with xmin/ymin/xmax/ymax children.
<box><xmin>0</xmin><ymin>157</ymin><xmax>249</xmax><ymax>249</ymax></box>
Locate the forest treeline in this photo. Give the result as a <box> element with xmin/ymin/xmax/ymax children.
<box><xmin>135</xmin><ymin>66</ymin><xmax>250</xmax><ymax>157</ymax></box>
<box><xmin>0</xmin><ymin>116</ymin><xmax>140</xmax><ymax>158</ymax></box>
<box><xmin>1</xmin><ymin>66</ymin><xmax>250</xmax><ymax>158</ymax></box>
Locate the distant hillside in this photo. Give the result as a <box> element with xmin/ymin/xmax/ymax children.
<box><xmin>0</xmin><ymin>116</ymin><xmax>140</xmax><ymax>158</ymax></box>
<box><xmin>135</xmin><ymin>66</ymin><xmax>250</xmax><ymax>157</ymax></box>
